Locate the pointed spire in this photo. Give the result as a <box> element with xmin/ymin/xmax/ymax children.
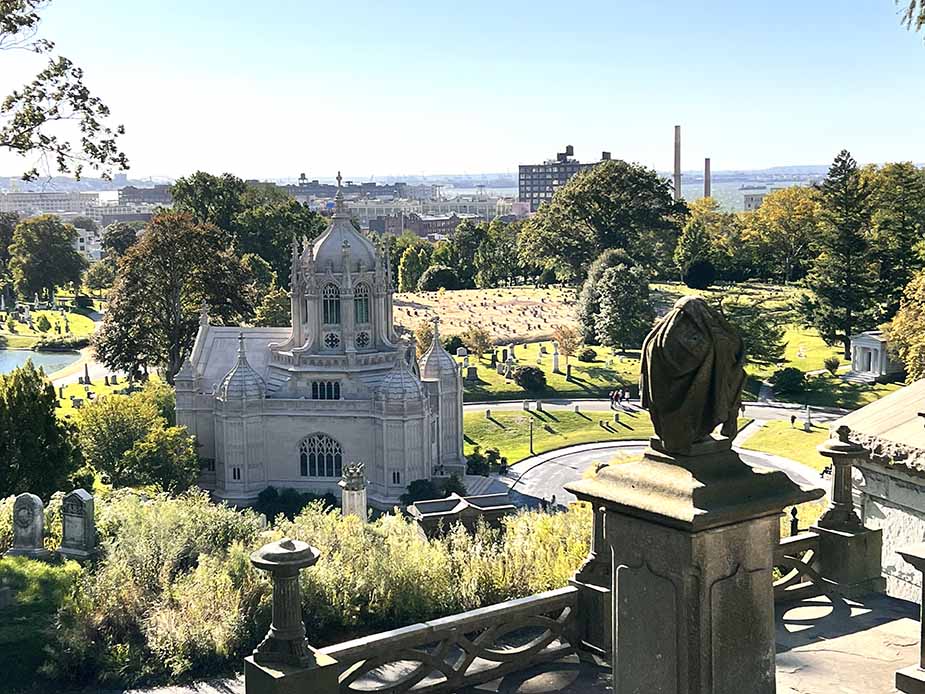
<box><xmin>431</xmin><ymin>315</ymin><xmax>441</xmax><ymax>342</ymax></box>
<box><xmin>236</xmin><ymin>331</ymin><xmax>247</xmax><ymax>361</ymax></box>
<box><xmin>334</xmin><ymin>170</ymin><xmax>347</xmax><ymax>218</ymax></box>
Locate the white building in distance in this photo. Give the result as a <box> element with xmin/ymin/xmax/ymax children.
<box><xmin>175</xmin><ymin>175</ymin><xmax>466</xmax><ymax>507</ymax></box>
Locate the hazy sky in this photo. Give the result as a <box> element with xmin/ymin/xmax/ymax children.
<box><xmin>1</xmin><ymin>1</ymin><xmax>923</xmax><ymax>180</ymax></box>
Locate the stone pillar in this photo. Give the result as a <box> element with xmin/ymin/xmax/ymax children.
<box><xmin>338</xmin><ymin>462</ymin><xmax>367</xmax><ymax>522</ymax></box>
<box><xmin>245</xmin><ymin>538</ymin><xmax>339</xmax><ymax>694</ymax></box>
<box><xmin>813</xmin><ymin>425</ymin><xmax>884</xmax><ymax>597</ymax></box>
<box><xmin>569</xmin><ymin>501</ymin><xmax>612</xmax><ymax>656</ymax></box>
<box><xmin>566</xmin><ymin>435</ymin><xmax>822</xmax><ymax>694</ymax></box>
<box><xmin>897</xmin><ymin>545</ymin><xmax>925</xmax><ymax>693</ymax></box>
<box><xmin>6</xmin><ymin>493</ymin><xmax>51</xmax><ymax>560</ymax></box>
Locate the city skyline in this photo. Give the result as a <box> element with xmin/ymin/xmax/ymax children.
<box><xmin>1</xmin><ymin>1</ymin><xmax>923</xmax><ymax>179</ymax></box>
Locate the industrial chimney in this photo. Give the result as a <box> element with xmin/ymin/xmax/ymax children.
<box><xmin>704</xmin><ymin>158</ymin><xmax>711</xmax><ymax>198</ymax></box>
<box><xmin>673</xmin><ymin>126</ymin><xmax>682</xmax><ymax>202</ymax></box>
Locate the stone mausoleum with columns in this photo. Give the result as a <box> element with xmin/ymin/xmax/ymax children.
<box><xmin>174</xmin><ymin>175</ymin><xmax>465</xmax><ymax>507</ymax></box>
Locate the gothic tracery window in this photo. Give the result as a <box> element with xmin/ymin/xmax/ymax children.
<box><xmin>322</xmin><ymin>283</ymin><xmax>341</xmax><ymax>325</ymax></box>
<box><xmin>299</xmin><ymin>434</ymin><xmax>343</xmax><ymax>478</ymax></box>
<box><xmin>354</xmin><ymin>282</ymin><xmax>371</xmax><ymax>324</ymax></box>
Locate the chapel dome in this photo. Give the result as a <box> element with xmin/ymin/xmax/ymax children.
<box><xmin>311</xmin><ymin>173</ymin><xmax>378</xmax><ymax>272</ymax></box>
<box><xmin>378</xmin><ymin>349</ymin><xmax>424</xmax><ymax>401</ymax></box>
<box><xmin>218</xmin><ymin>333</ymin><xmax>266</xmax><ymax>400</ymax></box>
<box><xmin>419</xmin><ymin>322</ymin><xmax>458</xmax><ymax>384</ymax></box>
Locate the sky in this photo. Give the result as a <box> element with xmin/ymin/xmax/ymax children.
<box><xmin>1</xmin><ymin>1</ymin><xmax>924</xmax><ymax>180</ymax></box>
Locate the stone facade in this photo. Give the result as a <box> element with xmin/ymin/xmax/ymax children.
<box><xmin>176</xmin><ymin>175</ymin><xmax>465</xmax><ymax>508</ymax></box>
<box><xmin>848</xmin><ymin>330</ymin><xmax>903</xmax><ymax>382</ymax></box>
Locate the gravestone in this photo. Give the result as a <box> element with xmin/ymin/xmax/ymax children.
<box><xmin>490</xmin><ymin>352</ymin><xmax>497</xmax><ymax>367</ymax></box>
<box><xmin>539</xmin><ymin>345</ymin><xmax>547</xmax><ymax>355</ymax></box>
<box><xmin>501</xmin><ymin>349</ymin><xmax>508</xmax><ymax>362</ymax></box>
<box><xmin>104</xmin><ymin>375</ymin><xmax>110</xmax><ymax>386</ymax></box>
<box><xmin>111</xmin><ymin>374</ymin><xmax>118</xmax><ymax>384</ymax></box>
<box><xmin>58</xmin><ymin>385</ymin><xmax>64</xmax><ymax>399</ymax></box>
<box><xmin>496</xmin><ymin>363</ymin><xmax>505</xmax><ymax>375</ymax></box>
<box><xmin>485</xmin><ymin>409</ymin><xmax>491</xmax><ymax>419</ymax></box>
<box><xmin>466</xmin><ymin>366</ymin><xmax>478</xmax><ymax>381</ymax></box>
<box><xmin>6</xmin><ymin>493</ymin><xmax>50</xmax><ymax>559</ymax></box>
<box><xmin>566</xmin><ymin>364</ymin><xmax>573</xmax><ymax>380</ymax></box>
<box><xmin>456</xmin><ymin>347</ymin><xmax>467</xmax><ymax>358</ymax></box>
<box><xmin>59</xmin><ymin>489</ymin><xmax>96</xmax><ymax>561</ymax></box>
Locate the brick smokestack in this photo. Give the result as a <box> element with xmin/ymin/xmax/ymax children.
<box><xmin>673</xmin><ymin>125</ymin><xmax>681</xmax><ymax>202</ymax></box>
<box><xmin>704</xmin><ymin>157</ymin><xmax>711</xmax><ymax>198</ymax></box>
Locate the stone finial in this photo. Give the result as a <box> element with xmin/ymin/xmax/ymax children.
<box><xmin>333</xmin><ymin>170</ymin><xmax>347</xmax><ymax>217</ymax></box>
<box><xmin>339</xmin><ymin>462</ymin><xmax>366</xmax><ymax>492</ymax></box>
<box><xmin>837</xmin><ymin>424</ymin><xmax>851</xmax><ymax>443</ymax></box>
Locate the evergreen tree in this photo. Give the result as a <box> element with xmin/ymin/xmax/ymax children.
<box><xmin>594</xmin><ymin>264</ymin><xmax>654</xmax><ymax>353</ymax></box>
<box><xmin>577</xmin><ymin>249</ymin><xmax>637</xmax><ymax>343</ymax></box>
<box><xmin>800</xmin><ymin>150</ymin><xmax>878</xmax><ymax>359</ymax></box>
<box><xmin>0</xmin><ymin>361</ymin><xmax>79</xmax><ymax>498</ymax></box>
<box><xmin>398</xmin><ymin>245</ymin><xmax>430</xmax><ymax>292</ymax></box>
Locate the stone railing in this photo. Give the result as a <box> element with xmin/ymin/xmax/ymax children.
<box><xmin>319</xmin><ymin>586</ymin><xmax>578</xmax><ymax>694</ymax></box>
<box><xmin>773</xmin><ymin>529</ymin><xmax>825</xmax><ymax>602</ymax></box>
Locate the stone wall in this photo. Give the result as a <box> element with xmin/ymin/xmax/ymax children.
<box><xmin>856</xmin><ymin>460</ymin><xmax>925</xmax><ymax>602</ymax></box>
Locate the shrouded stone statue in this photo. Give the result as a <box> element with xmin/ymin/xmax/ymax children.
<box><xmin>640</xmin><ymin>295</ymin><xmax>745</xmax><ymax>452</ymax></box>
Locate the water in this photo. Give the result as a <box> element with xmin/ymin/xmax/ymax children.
<box><xmin>0</xmin><ymin>349</ymin><xmax>80</xmax><ymax>375</ymax></box>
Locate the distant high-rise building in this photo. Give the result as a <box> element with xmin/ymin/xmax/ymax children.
<box><xmin>518</xmin><ymin>146</ymin><xmax>611</xmax><ymax>212</ymax></box>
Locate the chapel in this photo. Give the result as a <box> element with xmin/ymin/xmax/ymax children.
<box><xmin>174</xmin><ymin>175</ymin><xmax>465</xmax><ymax>507</ymax></box>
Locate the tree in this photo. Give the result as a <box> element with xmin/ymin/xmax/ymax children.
<box><xmin>0</xmin><ymin>212</ymin><xmax>18</xmax><ymax>267</ymax></box>
<box><xmin>0</xmin><ymin>1</ymin><xmax>127</xmax><ymax>180</ymax></box>
<box><xmin>899</xmin><ymin>1</ymin><xmax>925</xmax><ymax>31</ymax></box>
<box><xmin>84</xmin><ymin>258</ymin><xmax>115</xmax><ymax>297</ymax></box>
<box><xmin>253</xmin><ymin>285</ymin><xmax>291</xmax><ymax>327</ymax></box>
<box><xmin>449</xmin><ymin>220</ymin><xmax>487</xmax><ymax>288</ymax></box>
<box><xmin>770</xmin><ymin>367</ymin><xmax>806</xmax><ymax>395</ymax></box>
<box><xmin>9</xmin><ymin>214</ymin><xmax>86</xmax><ymax>299</ymax></box>
<box><xmin>800</xmin><ymin>151</ymin><xmax>878</xmax><ymax>359</ymax></box>
<box><xmin>414</xmin><ymin>321</ymin><xmax>434</xmax><ymax>357</ymax></box>
<box><xmin>474</xmin><ymin>219</ymin><xmax>520</xmax><ymax>288</ymax></box>
<box><xmin>863</xmin><ymin>162</ymin><xmax>925</xmax><ymax>319</ymax></box>
<box><xmin>519</xmin><ymin>160</ymin><xmax>686</xmax><ymax>281</ymax></box>
<box><xmin>577</xmin><ymin>249</ymin><xmax>638</xmax><ymax>343</ymax></box>
<box><xmin>743</xmin><ymin>187</ymin><xmax>822</xmax><ymax>283</ymax></box>
<box><xmin>102</xmin><ymin>221</ymin><xmax>143</xmax><ymax>258</ymax></box>
<box><xmin>417</xmin><ymin>265</ymin><xmax>460</xmax><ymax>291</ymax></box>
<box><xmin>93</xmin><ymin>211</ymin><xmax>254</xmax><ymax>382</ymax></box>
<box><xmin>398</xmin><ymin>245</ymin><xmax>430</xmax><ymax>292</ymax></box>
<box><xmin>120</xmin><ymin>425</ymin><xmax>198</xmax><ymax>493</ymax></box>
<box><xmin>461</xmin><ymin>325</ymin><xmax>493</xmax><ymax>360</ymax></box>
<box><xmin>674</xmin><ymin>213</ymin><xmax>714</xmax><ymax>279</ymax></box>
<box><xmin>400</xmin><ymin>479</ymin><xmax>441</xmax><ymax>505</ymax></box>
<box><xmin>551</xmin><ymin>325</ymin><xmax>582</xmax><ymax>367</ymax></box>
<box><xmin>718</xmin><ymin>298</ymin><xmax>786</xmax><ymax>366</ymax></box>
<box><xmin>513</xmin><ymin>365</ymin><xmax>547</xmax><ymax>392</ymax></box>
<box><xmin>594</xmin><ymin>264</ymin><xmax>655</xmax><ymax>352</ymax></box>
<box><xmin>0</xmin><ymin>361</ymin><xmax>79</xmax><ymax>498</ymax></box>
<box><xmin>241</xmin><ymin>253</ymin><xmax>276</xmax><ymax>294</ymax></box>
<box><xmin>683</xmin><ymin>259</ymin><xmax>716</xmax><ymax>290</ymax></box>
<box><xmin>171</xmin><ymin>172</ymin><xmax>248</xmax><ymax>233</ymax></box>
<box><xmin>70</xmin><ymin>216</ymin><xmax>97</xmax><ymax>234</ymax></box>
<box><xmin>886</xmin><ymin>270</ymin><xmax>925</xmax><ymax>379</ymax></box>
<box><xmin>35</xmin><ymin>313</ymin><xmax>50</xmax><ymax>332</ymax></box>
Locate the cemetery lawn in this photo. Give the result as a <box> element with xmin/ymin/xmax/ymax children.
<box><xmin>459</xmin><ymin>341</ymin><xmax>640</xmax><ymax>403</ymax></box>
<box><xmin>0</xmin><ymin>310</ymin><xmax>96</xmax><ymax>350</ymax></box>
<box><xmin>740</xmin><ymin>421</ymin><xmax>831</xmax><ymax>472</ymax></box>
<box><xmin>0</xmin><ymin>557</ymin><xmax>82</xmax><ymax>692</ymax></box>
<box><xmin>463</xmin><ymin>408</ymin><xmax>655</xmax><ymax>463</ymax></box>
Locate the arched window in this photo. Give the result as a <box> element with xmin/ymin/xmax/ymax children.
<box><xmin>322</xmin><ymin>284</ymin><xmax>340</xmax><ymax>325</ymax></box>
<box><xmin>310</xmin><ymin>381</ymin><xmax>341</xmax><ymax>400</ymax></box>
<box><xmin>299</xmin><ymin>434</ymin><xmax>343</xmax><ymax>478</ymax></box>
<box><xmin>354</xmin><ymin>282</ymin><xmax>371</xmax><ymax>325</ymax></box>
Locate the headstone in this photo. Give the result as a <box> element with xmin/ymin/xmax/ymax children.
<box><xmin>566</xmin><ymin>364</ymin><xmax>573</xmax><ymax>380</ymax></box>
<box><xmin>613</xmin><ymin>412</ymin><xmax>620</xmax><ymax>423</ymax></box>
<box><xmin>490</xmin><ymin>352</ymin><xmax>497</xmax><ymax>367</ymax></box>
<box><xmin>104</xmin><ymin>375</ymin><xmax>110</xmax><ymax>386</ymax></box>
<box><xmin>485</xmin><ymin>409</ymin><xmax>491</xmax><ymax>419</ymax></box>
<box><xmin>574</xmin><ymin>404</ymin><xmax>580</xmax><ymax>413</ymax></box>
<box><xmin>58</xmin><ymin>385</ymin><xmax>64</xmax><ymax>399</ymax></box>
<box><xmin>462</xmin><ymin>356</ymin><xmax>469</xmax><ymax>368</ymax></box>
<box><xmin>536</xmin><ymin>399</ymin><xmax>543</xmax><ymax>411</ymax></box>
<box><xmin>456</xmin><ymin>347</ymin><xmax>467</xmax><ymax>357</ymax></box>
<box><xmin>496</xmin><ymin>363</ymin><xmax>505</xmax><ymax>375</ymax></box>
<box><xmin>111</xmin><ymin>374</ymin><xmax>118</xmax><ymax>384</ymax></box>
<box><xmin>59</xmin><ymin>489</ymin><xmax>96</xmax><ymax>561</ymax></box>
<box><xmin>83</xmin><ymin>363</ymin><xmax>91</xmax><ymax>385</ymax></box>
<box><xmin>466</xmin><ymin>366</ymin><xmax>478</xmax><ymax>381</ymax></box>
<box><xmin>539</xmin><ymin>345</ymin><xmax>547</xmax><ymax>355</ymax></box>
<box><xmin>6</xmin><ymin>493</ymin><xmax>50</xmax><ymax>559</ymax></box>
<box><xmin>523</xmin><ymin>400</ymin><xmax>530</xmax><ymax>411</ymax></box>
<box><xmin>72</xmin><ymin>397</ymin><xmax>83</xmax><ymax>409</ymax></box>
<box><xmin>553</xmin><ymin>352</ymin><xmax>560</xmax><ymax>373</ymax></box>
<box><xmin>501</xmin><ymin>349</ymin><xmax>508</xmax><ymax>362</ymax></box>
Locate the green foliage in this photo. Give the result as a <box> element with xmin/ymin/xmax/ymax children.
<box><xmin>800</xmin><ymin>151</ymin><xmax>878</xmax><ymax>358</ymax></box>
<box><xmin>519</xmin><ymin>159</ymin><xmax>686</xmax><ymax>281</ymax></box>
<box><xmin>33</xmin><ymin>334</ymin><xmax>89</xmax><ymax>351</ymax></box>
<box><xmin>9</xmin><ymin>215</ymin><xmax>87</xmax><ymax>298</ymax></box>
<box><xmin>887</xmin><ymin>270</ymin><xmax>925</xmax><ymax>379</ymax></box>
<box><xmin>474</xmin><ymin>219</ymin><xmax>521</xmax><ymax>288</ymax></box>
<box><xmin>594</xmin><ymin>264</ymin><xmax>655</xmax><ymax>352</ymax></box>
<box><xmin>718</xmin><ymin>298</ymin><xmax>786</xmax><ymax>366</ymax></box>
<box><xmin>0</xmin><ymin>3</ymin><xmax>127</xmax><ymax>180</ymax></box>
<box><xmin>823</xmin><ymin>356</ymin><xmax>841</xmax><ymax>376</ymax></box>
<box><xmin>742</xmin><ymin>187</ymin><xmax>821</xmax><ymax>283</ymax></box>
<box><xmin>252</xmin><ymin>285</ymin><xmax>291</xmax><ymax>327</ymax></box>
<box><xmin>513</xmin><ymin>365</ymin><xmax>546</xmax><ymax>392</ymax></box>
<box><xmin>417</xmin><ymin>264</ymin><xmax>460</xmax><ymax>291</ymax></box>
<box><xmin>577</xmin><ymin>347</ymin><xmax>597</xmax><ymax>362</ymax></box>
<box><xmin>771</xmin><ymin>367</ymin><xmax>806</xmax><ymax>395</ymax></box>
<box><xmin>0</xmin><ymin>361</ymin><xmax>79</xmax><ymax>498</ymax></box>
<box><xmin>460</xmin><ymin>324</ymin><xmax>492</xmax><ymax>358</ymax></box>
<box><xmin>84</xmin><ymin>258</ymin><xmax>116</xmax><ymax>296</ymax></box>
<box><xmin>577</xmin><ymin>248</ymin><xmax>638</xmax><ymax>343</ymax></box>
<box><xmin>255</xmin><ymin>486</ymin><xmax>336</xmax><ymax>522</ymax></box>
<box><xmin>400</xmin><ymin>478</ymin><xmax>441</xmax><ymax>505</ymax></box>
<box><xmin>35</xmin><ymin>313</ymin><xmax>51</xmax><ymax>332</ymax></box>
<box><xmin>94</xmin><ymin>211</ymin><xmax>254</xmax><ymax>381</ymax></box>
<box><xmin>102</xmin><ymin>222</ymin><xmax>143</xmax><ymax>258</ymax></box>
<box><xmin>241</xmin><ymin>253</ymin><xmax>276</xmax><ymax>294</ymax></box>
<box><xmin>551</xmin><ymin>325</ymin><xmax>582</xmax><ymax>366</ymax></box>
<box><xmin>42</xmin><ymin>492</ymin><xmax>590</xmax><ymax>687</ymax></box>
<box><xmin>76</xmin><ymin>383</ymin><xmax>192</xmax><ymax>490</ymax></box>
<box><xmin>440</xmin><ymin>474</ymin><xmax>468</xmax><ymax>497</ymax></box>
<box><xmin>683</xmin><ymin>258</ymin><xmax>716</xmax><ymax>290</ymax></box>
<box><xmin>397</xmin><ymin>244</ymin><xmax>431</xmax><ymax>292</ymax></box>
<box><xmin>4</xmin><ymin>315</ymin><xmax>15</xmax><ymax>333</ymax></box>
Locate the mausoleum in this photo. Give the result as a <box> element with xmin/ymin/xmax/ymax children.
<box><xmin>848</xmin><ymin>330</ymin><xmax>903</xmax><ymax>382</ymax></box>
<box><xmin>175</xmin><ymin>175</ymin><xmax>465</xmax><ymax>507</ymax></box>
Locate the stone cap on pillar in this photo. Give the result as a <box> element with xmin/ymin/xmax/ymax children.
<box><xmin>250</xmin><ymin>538</ymin><xmax>320</xmax><ymax>572</ymax></box>
<box><xmin>898</xmin><ymin>543</ymin><xmax>925</xmax><ymax>574</ymax></box>
<box><xmin>566</xmin><ymin>436</ymin><xmax>824</xmax><ymax>532</ymax></box>
<box><xmin>818</xmin><ymin>425</ymin><xmax>869</xmax><ymax>461</ymax></box>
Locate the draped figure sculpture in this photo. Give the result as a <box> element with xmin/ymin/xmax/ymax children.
<box><xmin>640</xmin><ymin>296</ymin><xmax>745</xmax><ymax>453</ymax></box>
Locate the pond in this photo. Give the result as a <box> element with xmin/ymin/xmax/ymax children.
<box><xmin>0</xmin><ymin>349</ymin><xmax>80</xmax><ymax>375</ymax></box>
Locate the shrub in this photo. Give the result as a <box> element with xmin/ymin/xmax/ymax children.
<box><xmin>513</xmin><ymin>365</ymin><xmax>546</xmax><ymax>392</ymax></box>
<box><xmin>417</xmin><ymin>265</ymin><xmax>460</xmax><ymax>292</ymax></box>
<box><xmin>400</xmin><ymin>479</ymin><xmax>441</xmax><ymax>505</ymax></box>
<box><xmin>255</xmin><ymin>486</ymin><xmax>336</xmax><ymax>522</ymax></box>
<box><xmin>770</xmin><ymin>367</ymin><xmax>806</xmax><ymax>395</ymax></box>
<box><xmin>439</xmin><ymin>474</ymin><xmax>467</xmax><ymax>497</ymax></box>
<box><xmin>537</xmin><ymin>267</ymin><xmax>557</xmax><ymax>286</ymax></box>
<box><xmin>36</xmin><ymin>314</ymin><xmax>51</xmax><ymax>332</ymax></box>
<box><xmin>442</xmin><ymin>334</ymin><xmax>464</xmax><ymax>354</ymax></box>
<box><xmin>823</xmin><ymin>356</ymin><xmax>841</xmax><ymax>376</ymax></box>
<box><xmin>577</xmin><ymin>347</ymin><xmax>597</xmax><ymax>363</ymax></box>
<box><xmin>466</xmin><ymin>447</ymin><xmax>490</xmax><ymax>476</ymax></box>
<box><xmin>33</xmin><ymin>335</ymin><xmax>89</xmax><ymax>351</ymax></box>
<box><xmin>683</xmin><ymin>259</ymin><xmax>716</xmax><ymax>290</ymax></box>
<box><xmin>5</xmin><ymin>315</ymin><xmax>16</xmax><ymax>333</ymax></box>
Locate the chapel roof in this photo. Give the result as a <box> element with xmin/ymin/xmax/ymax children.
<box><xmin>217</xmin><ymin>332</ymin><xmax>266</xmax><ymax>400</ymax></box>
<box><xmin>419</xmin><ymin>319</ymin><xmax>458</xmax><ymax>383</ymax></box>
<box><xmin>378</xmin><ymin>346</ymin><xmax>424</xmax><ymax>401</ymax></box>
<box><xmin>311</xmin><ymin>171</ymin><xmax>378</xmax><ymax>272</ymax></box>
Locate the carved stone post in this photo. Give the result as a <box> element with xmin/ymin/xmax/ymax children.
<box><xmin>896</xmin><ymin>544</ymin><xmax>925</xmax><ymax>693</ymax></box>
<box><xmin>568</xmin><ymin>497</ymin><xmax>612</xmax><ymax>656</ymax></box>
<box><xmin>245</xmin><ymin>538</ymin><xmax>339</xmax><ymax>694</ymax></box>
<box><xmin>339</xmin><ymin>462</ymin><xmax>367</xmax><ymax>522</ymax></box>
<box><xmin>812</xmin><ymin>425</ymin><xmax>884</xmax><ymax>597</ymax></box>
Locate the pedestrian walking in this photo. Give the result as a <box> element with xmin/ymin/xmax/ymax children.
<box><xmin>790</xmin><ymin>414</ymin><xmax>796</xmax><ymax>429</ymax></box>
